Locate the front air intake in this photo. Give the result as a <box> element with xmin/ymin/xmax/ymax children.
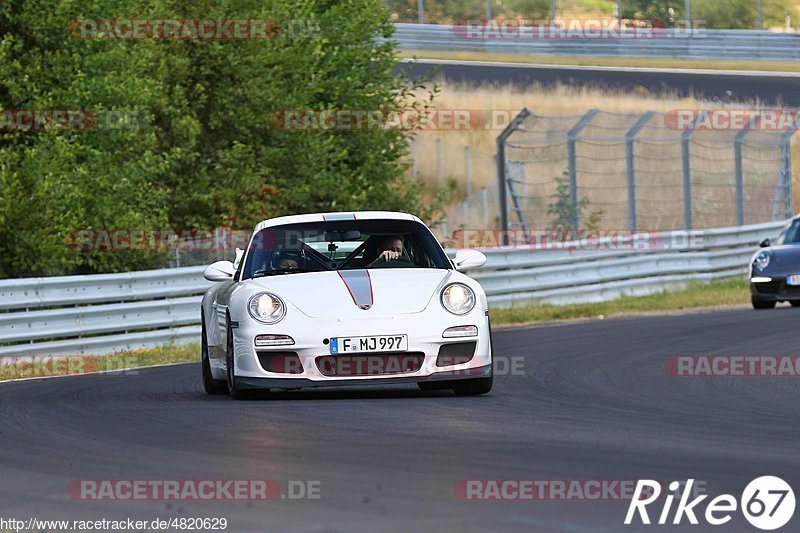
<box><xmin>256</xmin><ymin>351</ymin><xmax>303</xmax><ymax>374</ymax></box>
<box><xmin>436</xmin><ymin>342</ymin><xmax>477</xmax><ymax>367</ymax></box>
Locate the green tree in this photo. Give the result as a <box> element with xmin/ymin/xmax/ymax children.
<box><xmin>0</xmin><ymin>0</ymin><xmax>436</xmax><ymax>277</ymax></box>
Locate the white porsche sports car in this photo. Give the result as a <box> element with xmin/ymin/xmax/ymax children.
<box><xmin>201</xmin><ymin>211</ymin><xmax>493</xmax><ymax>399</ymax></box>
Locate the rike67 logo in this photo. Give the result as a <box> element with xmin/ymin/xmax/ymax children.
<box><xmin>625</xmin><ymin>477</ymin><xmax>795</xmax><ymax>530</ymax></box>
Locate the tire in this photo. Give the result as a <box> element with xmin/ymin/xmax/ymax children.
<box><xmin>202</xmin><ymin>313</ymin><xmax>227</xmax><ymax>395</ymax></box>
<box><xmin>226</xmin><ymin>321</ymin><xmax>257</xmax><ymax>400</ymax></box>
<box><xmin>452</xmin><ymin>376</ymin><xmax>493</xmax><ymax>396</ymax></box>
<box><xmin>751</xmin><ymin>296</ymin><xmax>776</xmax><ymax>309</ymax></box>
<box><xmin>791</xmin><ymin>301</ymin><xmax>800</xmax><ymax>308</ymax></box>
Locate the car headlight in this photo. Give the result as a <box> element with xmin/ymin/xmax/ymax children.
<box><xmin>441</xmin><ymin>283</ymin><xmax>476</xmax><ymax>315</ymax></box>
<box><xmin>753</xmin><ymin>252</ymin><xmax>771</xmax><ymax>271</ymax></box>
<box><xmin>248</xmin><ymin>293</ymin><xmax>286</xmax><ymax>324</ymax></box>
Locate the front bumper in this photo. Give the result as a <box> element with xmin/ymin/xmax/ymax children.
<box><xmin>750</xmin><ymin>276</ymin><xmax>800</xmax><ymax>301</ymax></box>
<box><xmin>236</xmin><ymin>364</ymin><xmax>492</xmax><ymax>390</ymax></box>
<box><xmin>219</xmin><ymin>306</ymin><xmax>492</xmax><ymax>387</ymax></box>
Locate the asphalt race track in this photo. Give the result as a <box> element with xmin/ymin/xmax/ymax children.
<box><xmin>2</xmin><ymin>307</ymin><xmax>799</xmax><ymax>532</ymax></box>
<box><xmin>402</xmin><ymin>59</ymin><xmax>800</xmax><ymax>107</ymax></box>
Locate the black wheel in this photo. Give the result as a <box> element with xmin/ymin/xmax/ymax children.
<box><xmin>202</xmin><ymin>312</ymin><xmax>227</xmax><ymax>395</ymax></box>
<box><xmin>751</xmin><ymin>296</ymin><xmax>776</xmax><ymax>309</ymax></box>
<box><xmin>452</xmin><ymin>376</ymin><xmax>493</xmax><ymax>396</ymax></box>
<box><xmin>791</xmin><ymin>301</ymin><xmax>800</xmax><ymax>308</ymax></box>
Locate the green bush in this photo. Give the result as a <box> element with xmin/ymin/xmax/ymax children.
<box><xmin>0</xmin><ymin>0</ymin><xmax>435</xmax><ymax>278</ymax></box>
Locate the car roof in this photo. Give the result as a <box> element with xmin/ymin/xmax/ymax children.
<box><xmin>253</xmin><ymin>211</ymin><xmax>422</xmax><ymax>232</ymax></box>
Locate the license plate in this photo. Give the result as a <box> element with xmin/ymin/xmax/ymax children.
<box><xmin>788</xmin><ymin>275</ymin><xmax>800</xmax><ymax>285</ymax></box>
<box><xmin>329</xmin><ymin>335</ymin><xmax>408</xmax><ymax>354</ymax></box>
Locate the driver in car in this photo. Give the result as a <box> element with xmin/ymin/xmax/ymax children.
<box><xmin>271</xmin><ymin>250</ymin><xmax>304</xmax><ymax>271</ymax></box>
<box><xmin>365</xmin><ymin>235</ymin><xmax>404</xmax><ymax>268</ymax></box>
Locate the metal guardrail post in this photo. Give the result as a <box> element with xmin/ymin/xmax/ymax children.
<box><xmin>496</xmin><ymin>108</ymin><xmax>531</xmax><ymax>243</ymax></box>
<box><xmin>567</xmin><ymin>109</ymin><xmax>599</xmax><ymax>230</ymax></box>
<box><xmin>625</xmin><ymin>112</ymin><xmax>655</xmax><ymax>232</ymax></box>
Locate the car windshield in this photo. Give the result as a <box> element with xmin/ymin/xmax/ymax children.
<box><xmin>240</xmin><ymin>219</ymin><xmax>451</xmax><ymax>279</ymax></box>
<box><xmin>780</xmin><ymin>219</ymin><xmax>800</xmax><ymax>244</ymax></box>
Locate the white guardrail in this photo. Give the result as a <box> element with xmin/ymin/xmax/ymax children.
<box><xmin>393</xmin><ymin>24</ymin><xmax>800</xmax><ymax>61</ymax></box>
<box><xmin>0</xmin><ymin>220</ymin><xmax>785</xmax><ymax>357</ymax></box>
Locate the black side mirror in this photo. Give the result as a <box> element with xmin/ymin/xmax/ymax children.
<box><xmin>759</xmin><ymin>238</ymin><xmax>771</xmax><ymax>248</ymax></box>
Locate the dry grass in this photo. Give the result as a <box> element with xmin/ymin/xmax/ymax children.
<box><xmin>414</xmin><ymin>81</ymin><xmax>708</xmax><ymax>158</ymax></box>
<box><xmin>410</xmin><ymin>82</ymin><xmax>800</xmax><ymax>231</ymax></box>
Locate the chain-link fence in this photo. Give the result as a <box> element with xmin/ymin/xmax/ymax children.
<box><xmin>499</xmin><ymin>108</ymin><xmax>797</xmax><ymax>235</ymax></box>
<box><xmin>408</xmin><ymin>135</ymin><xmax>499</xmax><ymax>238</ymax></box>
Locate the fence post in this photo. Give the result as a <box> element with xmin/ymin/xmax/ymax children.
<box><xmin>465</xmin><ymin>146</ymin><xmax>472</xmax><ymax>195</ymax></box>
<box><xmin>481</xmin><ymin>186</ymin><xmax>489</xmax><ymax>228</ymax></box>
<box><xmin>567</xmin><ymin>109</ymin><xmax>599</xmax><ymax>230</ymax></box>
<box><xmin>625</xmin><ymin>111</ymin><xmax>655</xmax><ymax>232</ymax></box>
<box><xmin>781</xmin><ymin>126</ymin><xmax>798</xmax><ymax>218</ymax></box>
<box><xmin>496</xmin><ymin>108</ymin><xmax>531</xmax><ymax>244</ymax></box>
<box><xmin>734</xmin><ymin>117</ymin><xmax>759</xmax><ymax>226</ymax></box>
<box><xmin>411</xmin><ymin>136</ymin><xmax>417</xmax><ymax>177</ymax></box>
<box><xmin>436</xmin><ymin>138</ymin><xmax>444</xmax><ymax>183</ymax></box>
<box><xmin>681</xmin><ymin>114</ymin><xmax>702</xmax><ymax>230</ymax></box>
<box><xmin>684</xmin><ymin>0</ymin><xmax>691</xmax><ymax>27</ymax></box>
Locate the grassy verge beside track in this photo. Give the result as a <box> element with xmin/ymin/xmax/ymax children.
<box><xmin>490</xmin><ymin>279</ymin><xmax>750</xmax><ymax>326</ymax></box>
<box><xmin>0</xmin><ymin>345</ymin><xmax>199</xmax><ymax>382</ymax></box>
<box><xmin>400</xmin><ymin>50</ymin><xmax>800</xmax><ymax>73</ymax></box>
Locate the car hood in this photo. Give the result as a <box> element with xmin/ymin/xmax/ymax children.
<box><xmin>244</xmin><ymin>269</ymin><xmax>452</xmax><ymax>318</ymax></box>
<box><xmin>764</xmin><ymin>245</ymin><xmax>800</xmax><ymax>271</ymax></box>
